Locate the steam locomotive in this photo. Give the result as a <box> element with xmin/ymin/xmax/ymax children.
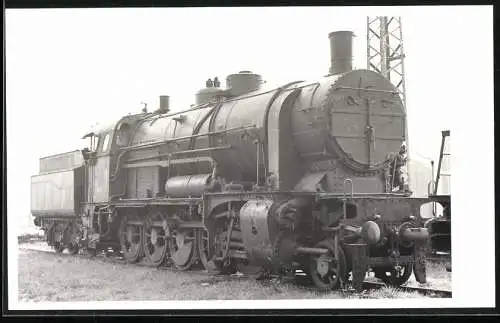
<box><xmin>30</xmin><ymin>31</ymin><xmax>431</xmax><ymax>291</ymax></box>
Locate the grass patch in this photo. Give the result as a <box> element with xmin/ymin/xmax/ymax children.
<box><xmin>18</xmin><ymin>248</ymin><xmax>449</xmax><ymax>302</ymax></box>
<box><xmin>404</xmin><ymin>260</ymin><xmax>452</xmax><ymax>291</ymax></box>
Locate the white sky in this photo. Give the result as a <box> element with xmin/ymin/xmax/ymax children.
<box><xmin>6</xmin><ymin>6</ymin><xmax>495</xmax><ymax>308</ymax></box>
<box><xmin>7</xmin><ymin>6</ymin><xmax>488</xmax><ymax>216</ymax></box>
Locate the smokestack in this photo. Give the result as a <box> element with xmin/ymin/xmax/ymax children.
<box><xmin>159</xmin><ymin>95</ymin><xmax>170</xmax><ymax>113</ymax></box>
<box><xmin>328</xmin><ymin>31</ymin><xmax>355</xmax><ymax>75</ymax></box>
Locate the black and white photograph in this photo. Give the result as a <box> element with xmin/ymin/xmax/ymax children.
<box><xmin>5</xmin><ymin>5</ymin><xmax>495</xmax><ymax>313</ymax></box>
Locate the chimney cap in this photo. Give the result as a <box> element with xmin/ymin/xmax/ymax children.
<box><xmin>328</xmin><ymin>30</ymin><xmax>356</xmax><ymax>38</ymax></box>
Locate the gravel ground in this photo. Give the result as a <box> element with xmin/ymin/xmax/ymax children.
<box><xmin>17</xmin><ymin>242</ymin><xmax>451</xmax><ymax>302</ymax></box>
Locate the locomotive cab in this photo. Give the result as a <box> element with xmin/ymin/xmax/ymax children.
<box><xmin>79</xmin><ymin>114</ymin><xmax>146</xmax><ymax>247</ymax></box>
<box><xmin>81</xmin><ymin>114</ymin><xmax>146</xmax><ymax>204</ymax></box>
<box><xmin>81</xmin><ymin>126</ymin><xmax>115</xmax><ymax>205</ymax></box>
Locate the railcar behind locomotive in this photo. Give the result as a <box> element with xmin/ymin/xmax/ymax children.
<box><xmin>31</xmin><ymin>30</ymin><xmax>431</xmax><ymax>291</ymax></box>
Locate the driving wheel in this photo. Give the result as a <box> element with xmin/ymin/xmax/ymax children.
<box><xmin>309</xmin><ymin>240</ymin><xmax>347</xmax><ymax>291</ymax></box>
<box><xmin>168</xmin><ymin>228</ymin><xmax>197</xmax><ymax>270</ymax></box>
<box><xmin>143</xmin><ymin>210</ymin><xmax>169</xmax><ymax>266</ymax></box>
<box><xmin>118</xmin><ymin>213</ymin><xmax>144</xmax><ymax>263</ymax></box>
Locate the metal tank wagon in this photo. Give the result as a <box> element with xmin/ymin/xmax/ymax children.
<box><xmin>30</xmin><ymin>30</ymin><xmax>431</xmax><ymax>291</ymax></box>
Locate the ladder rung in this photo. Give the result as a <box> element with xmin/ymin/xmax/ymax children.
<box><xmin>443</xmin><ymin>153</ymin><xmax>451</xmax><ymax>156</ymax></box>
<box><xmin>440</xmin><ymin>173</ymin><xmax>451</xmax><ymax>176</ymax></box>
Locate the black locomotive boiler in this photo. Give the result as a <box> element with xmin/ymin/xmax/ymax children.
<box><xmin>30</xmin><ymin>31</ymin><xmax>430</xmax><ymax>291</ymax></box>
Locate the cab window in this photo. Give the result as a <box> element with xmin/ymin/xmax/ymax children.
<box><xmin>116</xmin><ymin>124</ymin><xmax>131</xmax><ymax>147</ymax></box>
<box><xmin>101</xmin><ymin>134</ymin><xmax>111</xmax><ymax>152</ymax></box>
<box><xmin>91</xmin><ymin>135</ymin><xmax>99</xmax><ymax>152</ymax></box>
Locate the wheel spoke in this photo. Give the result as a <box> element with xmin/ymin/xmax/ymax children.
<box><xmin>197</xmin><ymin>226</ymin><xmax>231</xmax><ymax>273</ymax></box>
<box><xmin>169</xmin><ymin>229</ymin><xmax>196</xmax><ymax>270</ymax></box>
<box><xmin>374</xmin><ymin>264</ymin><xmax>413</xmax><ymax>286</ymax></box>
<box><xmin>197</xmin><ymin>228</ymin><xmax>216</xmax><ymax>271</ymax></box>
<box><xmin>142</xmin><ymin>211</ymin><xmax>169</xmax><ymax>266</ymax></box>
<box><xmin>309</xmin><ymin>240</ymin><xmax>346</xmax><ymax>291</ymax></box>
<box><xmin>119</xmin><ymin>214</ymin><xmax>144</xmax><ymax>263</ymax></box>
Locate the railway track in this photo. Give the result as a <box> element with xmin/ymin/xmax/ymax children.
<box><xmin>360</xmin><ymin>281</ymin><xmax>452</xmax><ymax>298</ymax></box>
<box><xmin>18</xmin><ymin>242</ymin><xmax>452</xmax><ymax>298</ymax></box>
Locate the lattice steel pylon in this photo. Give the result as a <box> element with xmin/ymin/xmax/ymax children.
<box><xmin>367</xmin><ymin>16</ymin><xmax>410</xmax><ymax>184</ymax></box>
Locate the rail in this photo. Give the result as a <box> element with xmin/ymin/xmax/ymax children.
<box><xmin>334</xmin><ymin>86</ymin><xmax>399</xmax><ymax>94</ymax></box>
<box><xmin>110</xmin><ymin>125</ymin><xmax>256</xmax><ymax>180</ymax></box>
<box><xmin>125</xmin><ymin>145</ymin><xmax>232</xmax><ymax>164</ymax></box>
<box><xmin>360</xmin><ymin>281</ymin><xmax>451</xmax><ymax>298</ymax></box>
<box><xmin>121</xmin><ymin>125</ymin><xmax>256</xmax><ymax>152</ymax></box>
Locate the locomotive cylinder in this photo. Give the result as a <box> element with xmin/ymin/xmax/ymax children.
<box><xmin>328</xmin><ymin>30</ymin><xmax>354</xmax><ymax>75</ymax></box>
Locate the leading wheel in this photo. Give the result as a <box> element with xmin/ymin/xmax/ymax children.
<box><xmin>374</xmin><ymin>264</ymin><xmax>413</xmax><ymax>287</ymax></box>
<box><xmin>309</xmin><ymin>240</ymin><xmax>347</xmax><ymax>291</ymax></box>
